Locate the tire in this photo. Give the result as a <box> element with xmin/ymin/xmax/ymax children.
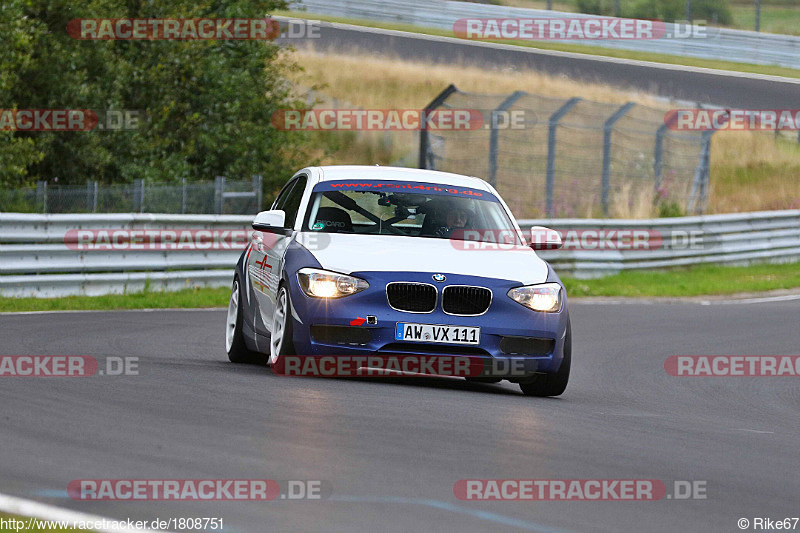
<box><xmin>269</xmin><ymin>283</ymin><xmax>296</xmax><ymax>367</ymax></box>
<box><xmin>519</xmin><ymin>318</ymin><xmax>571</xmax><ymax>397</ymax></box>
<box><xmin>226</xmin><ymin>278</ymin><xmax>263</xmax><ymax>364</ymax></box>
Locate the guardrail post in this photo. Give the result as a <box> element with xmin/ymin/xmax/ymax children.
<box><xmin>419</xmin><ymin>84</ymin><xmax>458</xmax><ymax>169</ymax></box>
<box><xmin>253</xmin><ymin>175</ymin><xmax>263</xmax><ymax>211</ymax></box>
<box><xmin>133</xmin><ymin>179</ymin><xmax>145</xmax><ymax>213</ymax></box>
<box><xmin>602</xmin><ymin>102</ymin><xmax>635</xmax><ymax>217</ymax></box>
<box><xmin>488</xmin><ymin>91</ymin><xmax>526</xmax><ymax>188</ymax></box>
<box><xmin>653</xmin><ymin>123</ymin><xmax>669</xmax><ymax>190</ymax></box>
<box><xmin>214</xmin><ymin>176</ymin><xmax>226</xmax><ymax>214</ymax></box>
<box><xmin>545</xmin><ymin>97</ymin><xmax>581</xmax><ymax>218</ymax></box>
<box><xmin>36</xmin><ymin>180</ymin><xmax>48</xmax><ymax>214</ymax></box>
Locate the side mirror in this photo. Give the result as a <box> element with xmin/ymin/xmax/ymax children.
<box><xmin>529</xmin><ymin>226</ymin><xmax>562</xmax><ymax>250</ymax></box>
<box><xmin>252</xmin><ymin>210</ymin><xmax>287</xmax><ymax>233</ymax></box>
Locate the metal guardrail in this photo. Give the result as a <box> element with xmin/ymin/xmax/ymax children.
<box><xmin>1</xmin><ymin>211</ymin><xmax>798</xmax><ymax>297</ymax></box>
<box><xmin>525</xmin><ymin>210</ymin><xmax>800</xmax><ymax>278</ymax></box>
<box><xmin>291</xmin><ymin>0</ymin><xmax>800</xmax><ymax>70</ymax></box>
<box><xmin>0</xmin><ymin>214</ymin><xmax>251</xmax><ymax>298</ymax></box>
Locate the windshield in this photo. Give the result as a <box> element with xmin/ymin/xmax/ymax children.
<box><xmin>302</xmin><ymin>180</ymin><xmax>523</xmax><ymax>244</ymax></box>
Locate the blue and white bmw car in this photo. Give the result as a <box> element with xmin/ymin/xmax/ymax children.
<box><xmin>225</xmin><ymin>165</ymin><xmax>571</xmax><ymax>396</ymax></box>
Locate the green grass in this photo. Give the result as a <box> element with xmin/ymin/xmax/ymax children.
<box><xmin>0</xmin><ymin>512</ymin><xmax>91</xmax><ymax>532</ymax></box>
<box><xmin>562</xmin><ymin>262</ymin><xmax>800</xmax><ymax>297</ymax></box>
<box><xmin>278</xmin><ymin>10</ymin><xmax>800</xmax><ymax>79</ymax></box>
<box><xmin>0</xmin><ymin>286</ymin><xmax>230</xmax><ymax>313</ymax></box>
<box><xmin>1</xmin><ymin>263</ymin><xmax>799</xmax><ymax>312</ymax></box>
<box><xmin>730</xmin><ymin>5</ymin><xmax>800</xmax><ymax>35</ymax></box>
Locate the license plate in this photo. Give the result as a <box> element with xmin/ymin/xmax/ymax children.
<box><xmin>395</xmin><ymin>323</ymin><xmax>480</xmax><ymax>345</ymax></box>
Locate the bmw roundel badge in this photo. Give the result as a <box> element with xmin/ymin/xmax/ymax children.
<box><xmin>432</xmin><ymin>274</ymin><xmax>446</xmax><ymax>282</ymax></box>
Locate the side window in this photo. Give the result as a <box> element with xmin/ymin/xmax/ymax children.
<box><xmin>272</xmin><ymin>180</ymin><xmax>298</xmax><ymax>211</ymax></box>
<box><xmin>281</xmin><ymin>176</ymin><xmax>307</xmax><ymax>229</ymax></box>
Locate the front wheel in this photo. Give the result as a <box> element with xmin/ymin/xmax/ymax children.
<box><xmin>269</xmin><ymin>284</ymin><xmax>296</xmax><ymax>366</ymax></box>
<box><xmin>226</xmin><ymin>278</ymin><xmax>262</xmax><ymax>364</ymax></box>
<box><xmin>519</xmin><ymin>318</ymin><xmax>571</xmax><ymax>397</ymax></box>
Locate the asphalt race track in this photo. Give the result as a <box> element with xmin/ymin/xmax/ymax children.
<box><xmin>1</xmin><ymin>299</ymin><xmax>799</xmax><ymax>532</ymax></box>
<box><xmin>287</xmin><ymin>22</ymin><xmax>800</xmax><ymax>109</ymax></box>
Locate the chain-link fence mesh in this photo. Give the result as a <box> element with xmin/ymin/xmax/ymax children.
<box><xmin>0</xmin><ymin>176</ymin><xmax>263</xmax><ymax>214</ymax></box>
<box><xmin>422</xmin><ymin>86</ymin><xmax>709</xmax><ymax>218</ymax></box>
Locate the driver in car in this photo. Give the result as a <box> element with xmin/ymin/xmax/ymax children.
<box><xmin>433</xmin><ymin>206</ymin><xmax>470</xmax><ymax>238</ymax></box>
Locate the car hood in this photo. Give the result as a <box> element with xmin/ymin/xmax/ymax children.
<box><xmin>296</xmin><ymin>233</ymin><xmax>549</xmax><ymax>285</ymax></box>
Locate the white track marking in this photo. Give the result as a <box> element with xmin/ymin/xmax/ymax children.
<box><xmin>0</xmin><ymin>308</ymin><xmax>225</xmax><ymax>316</ymax></box>
<box><xmin>0</xmin><ymin>492</ymin><xmax>167</xmax><ymax>533</ymax></box>
<box><xmin>700</xmin><ymin>294</ymin><xmax>800</xmax><ymax>305</ymax></box>
<box><xmin>574</xmin><ymin>293</ymin><xmax>800</xmax><ymax>305</ymax></box>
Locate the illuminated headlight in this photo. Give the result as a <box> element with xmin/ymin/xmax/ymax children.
<box><xmin>297</xmin><ymin>268</ymin><xmax>369</xmax><ymax>298</ymax></box>
<box><xmin>507</xmin><ymin>283</ymin><xmax>562</xmax><ymax>312</ymax></box>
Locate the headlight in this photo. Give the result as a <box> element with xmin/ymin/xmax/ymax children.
<box><xmin>507</xmin><ymin>283</ymin><xmax>562</xmax><ymax>312</ymax></box>
<box><xmin>297</xmin><ymin>268</ymin><xmax>369</xmax><ymax>298</ymax></box>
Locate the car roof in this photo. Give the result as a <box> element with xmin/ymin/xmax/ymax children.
<box><xmin>313</xmin><ymin>165</ymin><xmax>491</xmax><ymax>191</ymax></box>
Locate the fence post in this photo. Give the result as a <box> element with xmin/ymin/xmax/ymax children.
<box><xmin>699</xmin><ymin>130</ymin><xmax>714</xmax><ymax>212</ymax></box>
<box><xmin>653</xmin><ymin>123</ymin><xmax>669</xmax><ymax>190</ymax></box>
<box><xmin>92</xmin><ymin>181</ymin><xmax>98</xmax><ymax>213</ymax></box>
<box><xmin>755</xmin><ymin>0</ymin><xmax>761</xmax><ymax>32</ymax></box>
<box><xmin>602</xmin><ymin>102</ymin><xmax>635</xmax><ymax>217</ymax></box>
<box><xmin>36</xmin><ymin>180</ymin><xmax>48</xmax><ymax>214</ymax></box>
<box><xmin>181</xmin><ymin>178</ymin><xmax>187</xmax><ymax>214</ymax></box>
<box><xmin>214</xmin><ymin>176</ymin><xmax>226</xmax><ymax>214</ymax></box>
<box><xmin>133</xmin><ymin>179</ymin><xmax>144</xmax><ymax>213</ymax></box>
<box><xmin>419</xmin><ymin>84</ymin><xmax>458</xmax><ymax>169</ymax></box>
<box><xmin>253</xmin><ymin>174</ymin><xmax>263</xmax><ymax>212</ymax></box>
<box><xmin>545</xmin><ymin>97</ymin><xmax>581</xmax><ymax>218</ymax></box>
<box><xmin>488</xmin><ymin>91</ymin><xmax>526</xmax><ymax>188</ymax></box>
<box><xmin>688</xmin><ymin>130</ymin><xmax>715</xmax><ymax>214</ymax></box>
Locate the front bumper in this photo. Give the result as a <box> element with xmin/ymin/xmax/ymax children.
<box><xmin>287</xmin><ymin>270</ymin><xmax>569</xmax><ymax>378</ymax></box>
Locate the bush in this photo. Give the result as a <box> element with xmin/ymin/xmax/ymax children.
<box><xmin>576</xmin><ymin>0</ymin><xmax>617</xmax><ymax>15</ymax></box>
<box><xmin>689</xmin><ymin>0</ymin><xmax>733</xmax><ymax>24</ymax></box>
<box><xmin>575</xmin><ymin>0</ymin><xmax>732</xmax><ymax>25</ymax></box>
<box><xmin>627</xmin><ymin>0</ymin><xmax>685</xmax><ymax>20</ymax></box>
<box><xmin>657</xmin><ymin>200</ymin><xmax>685</xmax><ymax>218</ymax></box>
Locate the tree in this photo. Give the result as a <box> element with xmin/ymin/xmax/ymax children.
<box><xmin>0</xmin><ymin>0</ymin><xmax>312</xmax><ymax>193</ymax></box>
